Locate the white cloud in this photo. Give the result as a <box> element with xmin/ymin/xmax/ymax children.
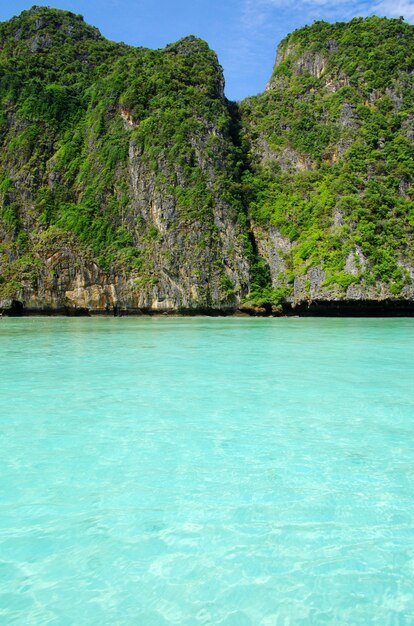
<box><xmin>373</xmin><ymin>0</ymin><xmax>414</xmax><ymax>19</ymax></box>
<box><xmin>241</xmin><ymin>0</ymin><xmax>271</xmax><ymax>32</ymax></box>
<box><xmin>242</xmin><ymin>0</ymin><xmax>414</xmax><ymax>22</ymax></box>
<box><xmin>240</xmin><ymin>0</ymin><xmax>358</xmax><ymax>37</ymax></box>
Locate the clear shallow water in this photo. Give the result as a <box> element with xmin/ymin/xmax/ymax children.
<box><xmin>0</xmin><ymin>317</ymin><xmax>414</xmax><ymax>625</ymax></box>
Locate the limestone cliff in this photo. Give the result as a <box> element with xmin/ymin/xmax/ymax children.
<box><xmin>0</xmin><ymin>8</ymin><xmax>250</xmax><ymax>313</ymax></box>
<box><xmin>0</xmin><ymin>9</ymin><xmax>413</xmax><ymax>315</ymax></box>
<box><xmin>241</xmin><ymin>17</ymin><xmax>414</xmax><ymax>309</ymax></box>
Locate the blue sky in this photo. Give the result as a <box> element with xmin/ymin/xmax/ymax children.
<box><xmin>1</xmin><ymin>0</ymin><xmax>413</xmax><ymax>100</ymax></box>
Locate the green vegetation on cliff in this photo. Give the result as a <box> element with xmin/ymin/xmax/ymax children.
<box><xmin>0</xmin><ymin>8</ymin><xmax>413</xmax><ymax>312</ymax></box>
<box><xmin>0</xmin><ymin>6</ymin><xmax>249</xmax><ymax>309</ymax></box>
<box><xmin>241</xmin><ymin>16</ymin><xmax>414</xmax><ymax>302</ymax></box>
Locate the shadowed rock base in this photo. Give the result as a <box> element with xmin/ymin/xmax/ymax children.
<box><xmin>0</xmin><ymin>300</ymin><xmax>24</xmax><ymax>317</ymax></box>
<box><xmin>1</xmin><ymin>299</ymin><xmax>414</xmax><ymax>317</ymax></box>
<box><xmin>282</xmin><ymin>300</ymin><xmax>414</xmax><ymax>317</ymax></box>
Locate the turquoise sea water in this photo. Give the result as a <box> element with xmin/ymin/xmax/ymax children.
<box><xmin>1</xmin><ymin>317</ymin><xmax>414</xmax><ymax>625</ymax></box>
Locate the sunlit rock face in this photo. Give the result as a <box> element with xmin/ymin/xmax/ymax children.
<box><xmin>241</xmin><ymin>16</ymin><xmax>414</xmax><ymax>307</ymax></box>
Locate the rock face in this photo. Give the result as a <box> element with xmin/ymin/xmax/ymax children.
<box><xmin>241</xmin><ymin>16</ymin><xmax>414</xmax><ymax>308</ymax></box>
<box><xmin>0</xmin><ymin>9</ymin><xmax>413</xmax><ymax>314</ymax></box>
<box><xmin>0</xmin><ymin>8</ymin><xmax>250</xmax><ymax>313</ymax></box>
<box><xmin>126</xmin><ymin>134</ymin><xmax>249</xmax><ymax>312</ymax></box>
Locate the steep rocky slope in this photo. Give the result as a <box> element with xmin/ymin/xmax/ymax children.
<box><xmin>241</xmin><ymin>17</ymin><xmax>414</xmax><ymax>309</ymax></box>
<box><xmin>0</xmin><ymin>6</ymin><xmax>250</xmax><ymax>313</ymax></box>
<box><xmin>0</xmin><ymin>8</ymin><xmax>413</xmax><ymax>315</ymax></box>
